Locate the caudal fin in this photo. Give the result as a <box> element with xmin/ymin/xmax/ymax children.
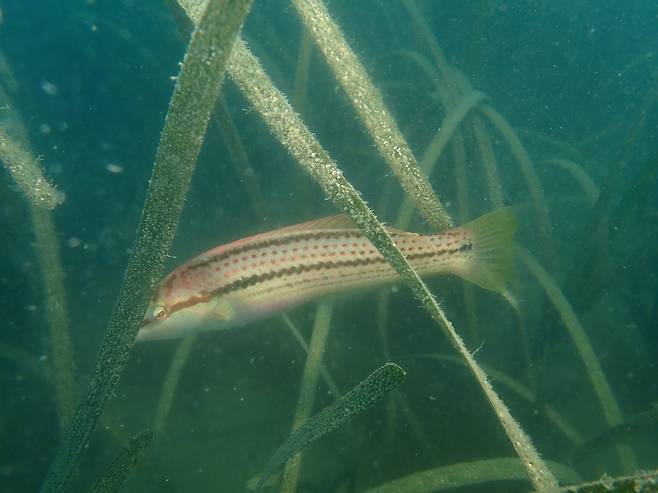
<box><xmin>453</xmin><ymin>208</ymin><xmax>517</xmax><ymax>292</ymax></box>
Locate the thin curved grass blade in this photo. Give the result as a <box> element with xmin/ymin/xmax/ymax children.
<box><xmin>90</xmin><ymin>430</ymin><xmax>154</xmax><ymax>493</ymax></box>
<box><xmin>256</xmin><ymin>363</ymin><xmax>406</xmax><ymax>490</ymax></box>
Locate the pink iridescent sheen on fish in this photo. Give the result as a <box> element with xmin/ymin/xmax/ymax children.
<box><xmin>137</xmin><ymin>209</ymin><xmax>516</xmax><ymax>341</ymax></box>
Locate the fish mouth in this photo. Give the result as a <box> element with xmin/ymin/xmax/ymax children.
<box><xmin>135</xmin><ymin>328</ymin><xmax>152</xmax><ymax>342</ymax></box>
<box><xmin>136</xmin><ymin>319</ymin><xmax>158</xmax><ymax>341</ymax></box>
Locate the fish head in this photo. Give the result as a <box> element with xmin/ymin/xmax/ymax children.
<box><xmin>137</xmin><ymin>270</ymin><xmax>236</xmax><ymax>341</ymax></box>
<box><xmin>137</xmin><ymin>293</ymin><xmax>239</xmax><ymax>341</ymax></box>
<box><xmin>136</xmin><ymin>297</ymin><xmax>212</xmax><ymax>341</ymax></box>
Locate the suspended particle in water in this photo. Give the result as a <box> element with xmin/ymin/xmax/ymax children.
<box><xmin>40</xmin><ymin>80</ymin><xmax>58</xmax><ymax>96</ymax></box>
<box><xmin>67</xmin><ymin>237</ymin><xmax>81</xmax><ymax>248</ymax></box>
<box><xmin>105</xmin><ymin>163</ymin><xmax>123</xmax><ymax>174</ymax></box>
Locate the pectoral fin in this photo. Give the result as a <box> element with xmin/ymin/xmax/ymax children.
<box><xmin>212</xmin><ymin>298</ymin><xmax>235</xmax><ymax>321</ymax></box>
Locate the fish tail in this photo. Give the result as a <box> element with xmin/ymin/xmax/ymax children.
<box><xmin>451</xmin><ymin>208</ymin><xmax>517</xmax><ymax>292</ymax></box>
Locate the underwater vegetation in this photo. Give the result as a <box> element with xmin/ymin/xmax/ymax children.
<box><xmin>1</xmin><ymin>0</ymin><xmax>657</xmax><ymax>492</ymax></box>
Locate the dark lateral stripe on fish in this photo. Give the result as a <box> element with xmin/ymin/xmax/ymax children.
<box><xmin>166</xmin><ymin>246</ymin><xmax>469</xmax><ymax>316</ymax></box>
<box><xmin>184</xmin><ymin>229</ymin><xmax>366</xmax><ymax>273</ymax></box>
<box><xmin>245</xmin><ymin>263</ymin><xmax>399</xmax><ymax>301</ymax></box>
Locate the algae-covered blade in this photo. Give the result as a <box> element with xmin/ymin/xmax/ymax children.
<box><xmin>256</xmin><ymin>362</ymin><xmax>406</xmax><ymax>490</ymax></box>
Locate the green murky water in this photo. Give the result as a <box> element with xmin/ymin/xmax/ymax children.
<box><xmin>1</xmin><ymin>1</ymin><xmax>657</xmax><ymax>492</ymax></box>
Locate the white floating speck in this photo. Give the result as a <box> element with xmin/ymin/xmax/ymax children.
<box><xmin>41</xmin><ymin>80</ymin><xmax>58</xmax><ymax>96</ymax></box>
<box><xmin>67</xmin><ymin>237</ymin><xmax>81</xmax><ymax>248</ymax></box>
<box><xmin>105</xmin><ymin>163</ymin><xmax>123</xmax><ymax>174</ymax></box>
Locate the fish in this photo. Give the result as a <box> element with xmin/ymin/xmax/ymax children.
<box><xmin>137</xmin><ymin>208</ymin><xmax>516</xmax><ymax>341</ymax></box>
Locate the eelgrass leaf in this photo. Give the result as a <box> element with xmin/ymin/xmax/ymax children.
<box><xmin>89</xmin><ymin>430</ymin><xmax>154</xmax><ymax>493</ymax></box>
<box><xmin>256</xmin><ymin>363</ymin><xmax>406</xmax><ymax>490</ymax></box>
<box><xmin>555</xmin><ymin>469</ymin><xmax>658</xmax><ymax>493</ymax></box>
<box><xmin>366</xmin><ymin>457</ymin><xmax>581</xmax><ymax>493</ymax></box>
<box><xmin>573</xmin><ymin>403</ymin><xmax>658</xmax><ymax>465</ymax></box>
<box><xmin>0</xmin><ymin>126</ymin><xmax>64</xmax><ymax>209</ymax></box>
<box><xmin>39</xmin><ymin>1</ymin><xmax>253</xmax><ymax>491</ymax></box>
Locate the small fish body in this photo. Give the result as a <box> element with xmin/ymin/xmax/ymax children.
<box><xmin>137</xmin><ymin>208</ymin><xmax>516</xmax><ymax>341</ymax></box>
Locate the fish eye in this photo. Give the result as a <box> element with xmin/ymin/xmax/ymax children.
<box><xmin>153</xmin><ymin>306</ymin><xmax>168</xmax><ymax>320</ymax></box>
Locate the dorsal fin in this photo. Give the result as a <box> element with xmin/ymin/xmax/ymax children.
<box><xmin>272</xmin><ymin>214</ymin><xmax>416</xmax><ymax>236</ymax></box>
<box><xmin>273</xmin><ymin>214</ymin><xmax>357</xmax><ymax>233</ymax></box>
